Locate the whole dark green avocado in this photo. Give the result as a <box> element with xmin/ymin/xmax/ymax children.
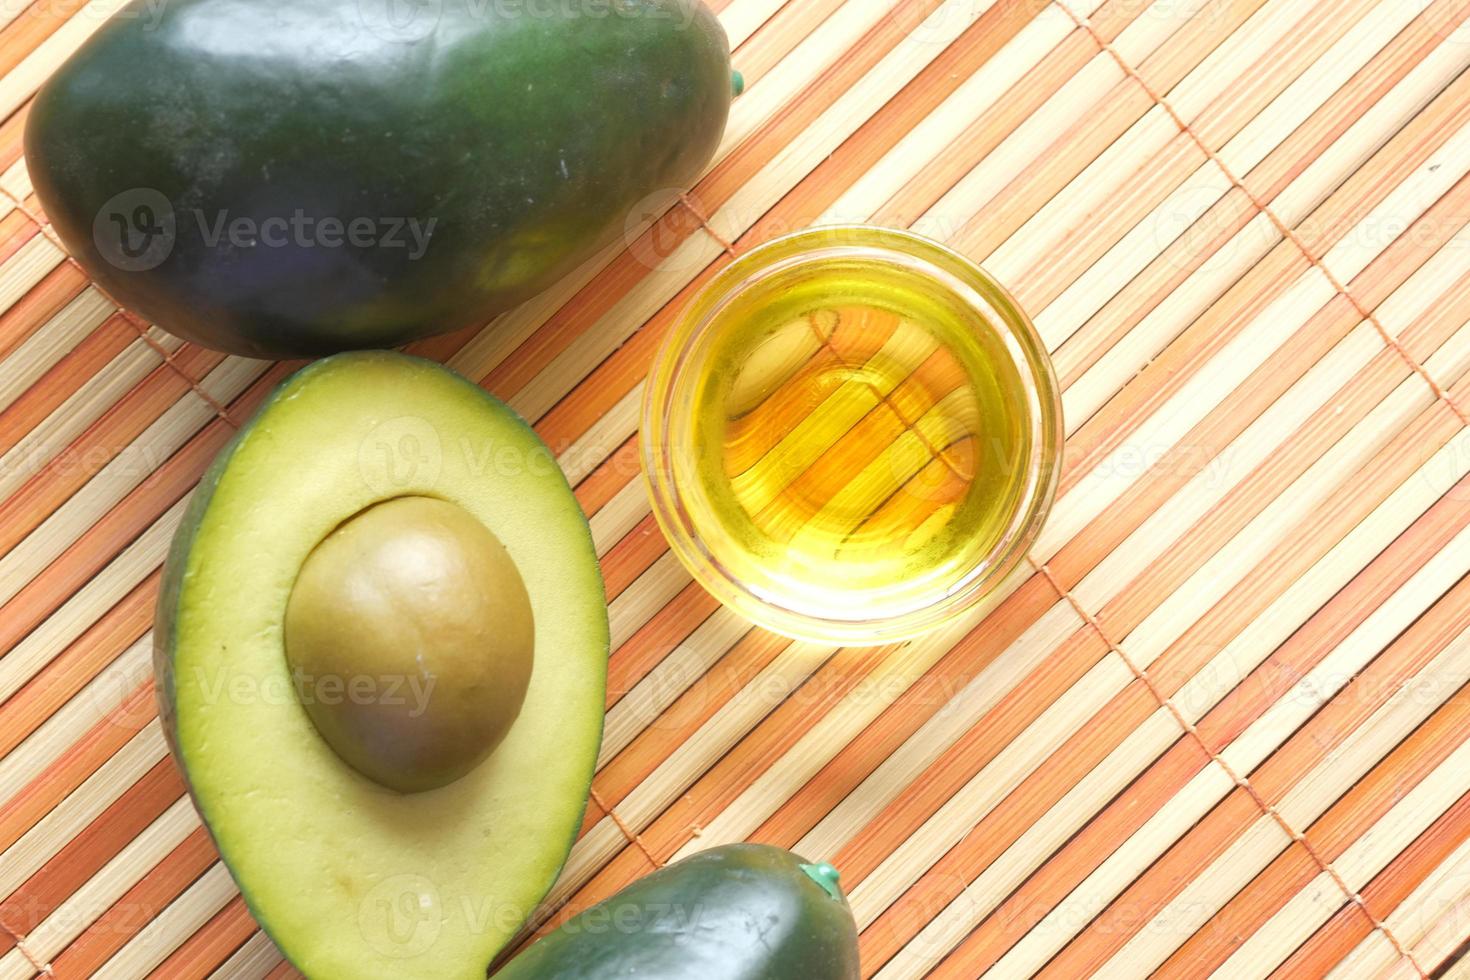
<box><xmin>25</xmin><ymin>0</ymin><xmax>732</xmax><ymax>358</ymax></box>
<box><xmin>493</xmin><ymin>843</ymin><xmax>861</xmax><ymax>980</ymax></box>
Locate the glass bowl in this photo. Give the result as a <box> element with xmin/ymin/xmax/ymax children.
<box><xmin>641</xmin><ymin>226</ymin><xmax>1062</xmax><ymax>645</ymax></box>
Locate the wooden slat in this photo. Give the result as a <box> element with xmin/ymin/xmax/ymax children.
<box><xmin>3</xmin><ymin>0</ymin><xmax>1470</xmax><ymax>977</ymax></box>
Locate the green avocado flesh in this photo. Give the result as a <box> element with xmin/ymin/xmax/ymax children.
<box><xmin>25</xmin><ymin>0</ymin><xmax>732</xmax><ymax>358</ymax></box>
<box><xmin>154</xmin><ymin>352</ymin><xmax>608</xmax><ymax>979</ymax></box>
<box><xmin>493</xmin><ymin>844</ymin><xmax>861</xmax><ymax>980</ymax></box>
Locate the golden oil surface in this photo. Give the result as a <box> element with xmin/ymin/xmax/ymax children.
<box><xmin>684</xmin><ymin>256</ymin><xmax>1033</xmax><ymax>622</ymax></box>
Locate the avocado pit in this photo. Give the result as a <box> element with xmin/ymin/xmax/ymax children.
<box><xmin>284</xmin><ymin>495</ymin><xmax>534</xmax><ymax>793</ymax></box>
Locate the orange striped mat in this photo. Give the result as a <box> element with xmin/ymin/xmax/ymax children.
<box><xmin>5</xmin><ymin>0</ymin><xmax>1470</xmax><ymax>976</ymax></box>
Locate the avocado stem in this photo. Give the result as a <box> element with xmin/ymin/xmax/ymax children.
<box><xmin>800</xmin><ymin>862</ymin><xmax>844</xmax><ymax>902</ymax></box>
<box><xmin>732</xmin><ymin>69</ymin><xmax>746</xmax><ymax>97</ymax></box>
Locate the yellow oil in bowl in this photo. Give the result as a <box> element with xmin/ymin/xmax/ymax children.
<box><xmin>643</xmin><ymin>226</ymin><xmax>1062</xmax><ymax>645</ymax></box>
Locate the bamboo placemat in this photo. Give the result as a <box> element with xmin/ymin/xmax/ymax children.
<box><xmin>4</xmin><ymin>0</ymin><xmax>1470</xmax><ymax>976</ymax></box>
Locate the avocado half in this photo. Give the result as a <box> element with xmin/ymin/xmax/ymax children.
<box><xmin>154</xmin><ymin>352</ymin><xmax>608</xmax><ymax>978</ymax></box>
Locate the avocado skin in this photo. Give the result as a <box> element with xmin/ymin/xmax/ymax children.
<box><xmin>26</xmin><ymin>0</ymin><xmax>731</xmax><ymax>358</ymax></box>
<box><xmin>494</xmin><ymin>844</ymin><xmax>861</xmax><ymax>980</ymax></box>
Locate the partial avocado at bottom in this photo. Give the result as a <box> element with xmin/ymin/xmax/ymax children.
<box><xmin>493</xmin><ymin>844</ymin><xmax>861</xmax><ymax>979</ymax></box>
<box><xmin>154</xmin><ymin>351</ymin><xmax>608</xmax><ymax>978</ymax></box>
